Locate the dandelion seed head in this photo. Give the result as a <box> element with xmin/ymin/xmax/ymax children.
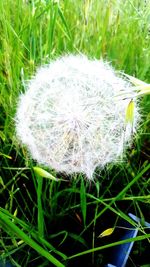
<box><xmin>15</xmin><ymin>55</ymin><xmax>140</xmax><ymax>179</ymax></box>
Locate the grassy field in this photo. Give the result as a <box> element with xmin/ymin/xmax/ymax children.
<box><xmin>0</xmin><ymin>0</ymin><xmax>150</xmax><ymax>266</ymax></box>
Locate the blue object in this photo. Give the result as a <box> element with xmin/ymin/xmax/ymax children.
<box><xmin>106</xmin><ymin>213</ymin><xmax>150</xmax><ymax>267</ymax></box>
<box><xmin>0</xmin><ymin>263</ymin><xmax>13</xmax><ymax>267</ymax></box>
<box><xmin>110</xmin><ymin>225</ymin><xmax>138</xmax><ymax>267</ymax></box>
<box><xmin>105</xmin><ymin>265</ymin><xmax>116</xmax><ymax>267</ymax></box>
<box><xmin>128</xmin><ymin>213</ymin><xmax>150</xmax><ymax>228</ymax></box>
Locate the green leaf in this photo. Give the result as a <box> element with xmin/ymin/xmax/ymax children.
<box><xmin>68</xmin><ymin>233</ymin><xmax>150</xmax><ymax>259</ymax></box>
<box><xmin>135</xmin><ymin>84</ymin><xmax>150</xmax><ymax>96</ymax></box>
<box><xmin>124</xmin><ymin>73</ymin><xmax>147</xmax><ymax>86</ymax></box>
<box><xmin>0</xmin><ymin>210</ymin><xmax>65</xmax><ymax>267</ymax></box>
<box><xmin>33</xmin><ymin>167</ymin><xmax>58</xmax><ymax>181</ymax></box>
<box><xmin>98</xmin><ymin>228</ymin><xmax>114</xmax><ymax>238</ymax></box>
<box><xmin>125</xmin><ymin>100</ymin><xmax>135</xmax><ymax>125</ymax></box>
<box><xmin>80</xmin><ymin>178</ymin><xmax>86</xmax><ymax>226</ymax></box>
<box><xmin>37</xmin><ymin>175</ymin><xmax>44</xmax><ymax>237</ymax></box>
<box><xmin>124</xmin><ymin>74</ymin><xmax>150</xmax><ymax>96</ymax></box>
<box><xmin>0</xmin><ymin>152</ymin><xmax>12</xmax><ymax>159</ymax></box>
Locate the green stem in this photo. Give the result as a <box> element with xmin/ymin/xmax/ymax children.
<box><xmin>68</xmin><ymin>233</ymin><xmax>150</xmax><ymax>259</ymax></box>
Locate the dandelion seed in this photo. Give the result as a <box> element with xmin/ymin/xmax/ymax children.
<box><xmin>15</xmin><ymin>55</ymin><xmax>140</xmax><ymax>179</ymax></box>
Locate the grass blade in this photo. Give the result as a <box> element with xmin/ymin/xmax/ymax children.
<box><xmin>68</xmin><ymin>233</ymin><xmax>150</xmax><ymax>259</ymax></box>
<box><xmin>80</xmin><ymin>177</ymin><xmax>87</xmax><ymax>226</ymax></box>
<box><xmin>0</xmin><ymin>211</ymin><xmax>65</xmax><ymax>267</ymax></box>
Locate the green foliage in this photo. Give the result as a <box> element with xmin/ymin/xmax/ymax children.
<box><xmin>0</xmin><ymin>0</ymin><xmax>150</xmax><ymax>266</ymax></box>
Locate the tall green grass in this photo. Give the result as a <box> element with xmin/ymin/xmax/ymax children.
<box><xmin>0</xmin><ymin>0</ymin><xmax>150</xmax><ymax>266</ymax></box>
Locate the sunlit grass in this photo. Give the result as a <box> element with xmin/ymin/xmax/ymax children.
<box><xmin>0</xmin><ymin>0</ymin><xmax>150</xmax><ymax>266</ymax></box>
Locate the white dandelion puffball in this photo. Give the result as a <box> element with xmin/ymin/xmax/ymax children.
<box><xmin>16</xmin><ymin>54</ymin><xmax>140</xmax><ymax>179</ymax></box>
